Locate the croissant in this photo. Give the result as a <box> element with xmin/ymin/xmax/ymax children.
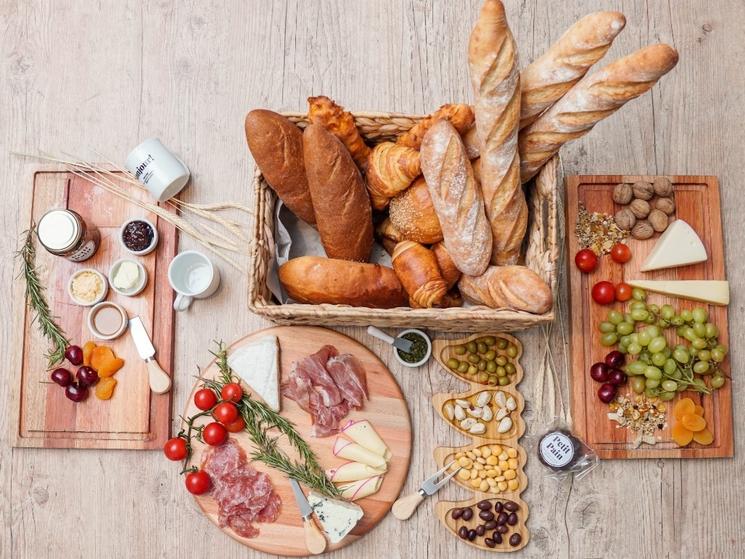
<box><xmin>365</xmin><ymin>142</ymin><xmax>421</xmax><ymax>210</ymax></box>
<box><xmin>432</xmin><ymin>242</ymin><xmax>462</xmax><ymax>290</ymax></box>
<box><xmin>308</xmin><ymin>96</ymin><xmax>371</xmax><ymax>170</ymax></box>
<box><xmin>391</xmin><ymin>241</ymin><xmax>448</xmax><ymax>308</ymax></box>
<box><xmin>397</xmin><ymin>104</ymin><xmax>475</xmax><ymax>149</ymax></box>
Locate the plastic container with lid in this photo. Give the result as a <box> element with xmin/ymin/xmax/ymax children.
<box><xmin>37</xmin><ymin>209</ymin><xmax>100</xmax><ymax>262</ymax></box>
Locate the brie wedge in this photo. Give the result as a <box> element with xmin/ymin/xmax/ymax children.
<box><xmin>227</xmin><ymin>335</ymin><xmax>280</xmax><ymax>411</ymax></box>
<box><xmin>307</xmin><ymin>491</ymin><xmax>364</xmax><ymax>544</ymax></box>
<box><xmin>640</xmin><ymin>220</ymin><xmax>707</xmax><ymax>272</ymax></box>
<box><xmin>626</xmin><ymin>280</ymin><xmax>729</xmax><ymax>305</ymax></box>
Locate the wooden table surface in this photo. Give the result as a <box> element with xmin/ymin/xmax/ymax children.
<box><xmin>1</xmin><ymin>1</ymin><xmax>743</xmax><ymax>558</ymax></box>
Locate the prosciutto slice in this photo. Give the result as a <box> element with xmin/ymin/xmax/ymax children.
<box><xmin>202</xmin><ymin>439</ymin><xmax>281</xmax><ymax>538</ymax></box>
<box><xmin>282</xmin><ymin>345</ymin><xmax>369</xmax><ymax>437</ymax></box>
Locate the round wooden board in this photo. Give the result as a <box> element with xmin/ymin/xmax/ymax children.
<box><xmin>181</xmin><ymin>326</ymin><xmax>412</xmax><ymax>556</ymax></box>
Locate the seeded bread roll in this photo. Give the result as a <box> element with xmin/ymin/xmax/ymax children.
<box><xmin>388</xmin><ymin>177</ymin><xmax>443</xmax><ymax>244</ymax></box>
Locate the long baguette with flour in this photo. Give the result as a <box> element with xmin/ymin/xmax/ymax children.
<box><xmin>519</xmin><ymin>11</ymin><xmax>627</xmax><ymax>129</ymax></box>
<box><xmin>519</xmin><ymin>44</ymin><xmax>679</xmax><ymax>183</ymax></box>
<box><xmin>468</xmin><ymin>0</ymin><xmax>526</xmax><ymax>265</ymax></box>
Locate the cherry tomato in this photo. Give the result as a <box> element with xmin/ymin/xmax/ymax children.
<box><xmin>163</xmin><ymin>437</ymin><xmax>188</xmax><ymax>461</ymax></box>
<box><xmin>616</xmin><ymin>282</ymin><xmax>633</xmax><ymax>302</ymax></box>
<box><xmin>591</xmin><ymin>281</ymin><xmax>616</xmax><ymax>305</ymax></box>
<box><xmin>221</xmin><ymin>383</ymin><xmax>243</xmax><ymax>403</ymax></box>
<box><xmin>202</xmin><ymin>422</ymin><xmax>228</xmax><ymax>446</ymax></box>
<box><xmin>185</xmin><ymin>470</ymin><xmax>211</xmax><ymax>495</ymax></box>
<box><xmin>225</xmin><ymin>417</ymin><xmax>246</xmax><ymax>433</ymax></box>
<box><xmin>194</xmin><ymin>388</ymin><xmax>217</xmax><ymax>411</ymax></box>
<box><xmin>213</xmin><ymin>402</ymin><xmax>239</xmax><ymax>425</ymax></box>
<box><xmin>574</xmin><ymin>249</ymin><xmax>598</xmax><ymax>273</ymax></box>
<box><xmin>610</xmin><ymin>243</ymin><xmax>632</xmax><ymax>264</ymax></box>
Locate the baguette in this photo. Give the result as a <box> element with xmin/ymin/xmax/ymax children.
<box><xmin>420</xmin><ymin>120</ymin><xmax>492</xmax><ymax>277</ymax></box>
<box><xmin>303</xmin><ymin>124</ymin><xmax>374</xmax><ymax>262</ymax></box>
<box><xmin>244</xmin><ymin>110</ymin><xmax>316</xmax><ymax>225</ymax></box>
<box><xmin>520</xmin><ymin>11</ymin><xmax>626</xmax><ymax>129</ymax></box>
<box><xmin>468</xmin><ymin>0</ymin><xmax>527</xmax><ymax>265</ymax></box>
<box><xmin>388</xmin><ymin>177</ymin><xmax>443</xmax><ymax>244</ymax></box>
<box><xmin>519</xmin><ymin>44</ymin><xmax>679</xmax><ymax>182</ymax></box>
<box><xmin>308</xmin><ymin>96</ymin><xmax>371</xmax><ymax>170</ymax></box>
<box><xmin>459</xmin><ymin>265</ymin><xmax>553</xmax><ymax>314</ymax></box>
<box><xmin>279</xmin><ymin>256</ymin><xmax>408</xmax><ymax>308</ymax></box>
<box><xmin>391</xmin><ymin>241</ymin><xmax>448</xmax><ymax>308</ymax></box>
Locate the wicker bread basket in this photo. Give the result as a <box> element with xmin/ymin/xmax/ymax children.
<box><xmin>248</xmin><ymin>111</ymin><xmax>559</xmax><ymax>333</ymax></box>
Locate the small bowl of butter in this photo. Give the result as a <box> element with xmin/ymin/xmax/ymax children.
<box><xmin>108</xmin><ymin>258</ymin><xmax>148</xmax><ymax>297</ymax></box>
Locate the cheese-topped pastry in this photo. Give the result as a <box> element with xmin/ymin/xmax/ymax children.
<box><xmin>307</xmin><ymin>491</ymin><xmax>364</xmax><ymax>544</ymax></box>
<box><xmin>227</xmin><ymin>335</ymin><xmax>280</xmax><ymax>411</ymax></box>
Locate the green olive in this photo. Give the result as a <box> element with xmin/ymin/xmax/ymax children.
<box><xmin>447</xmin><ymin>358</ymin><xmax>459</xmax><ymax>370</ymax></box>
<box><xmin>468</xmin><ymin>354</ymin><xmax>480</xmax><ymax>364</ymax></box>
<box><xmin>484</xmin><ymin>350</ymin><xmax>496</xmax><ymax>361</ymax></box>
<box><xmin>477</xmin><ymin>372</ymin><xmax>489</xmax><ymax>383</ymax></box>
<box><xmin>486</xmin><ymin>361</ymin><xmax>497</xmax><ymax>373</ymax></box>
<box><xmin>487</xmin><ymin>375</ymin><xmax>498</xmax><ymax>386</ymax></box>
<box><xmin>453</xmin><ymin>345</ymin><xmax>467</xmax><ymax>355</ymax></box>
<box><xmin>496</xmin><ymin>356</ymin><xmax>507</xmax><ymax>366</ymax></box>
<box><xmin>496</xmin><ymin>366</ymin><xmax>506</xmax><ymax>377</ymax></box>
<box><xmin>478</xmin><ymin>360</ymin><xmax>487</xmax><ymax>371</ymax></box>
<box><xmin>498</xmin><ymin>376</ymin><xmax>510</xmax><ymax>386</ymax></box>
<box><xmin>466</xmin><ymin>341</ymin><xmax>478</xmax><ymax>353</ymax></box>
<box><xmin>477</xmin><ymin>342</ymin><xmax>488</xmax><ymax>354</ymax></box>
<box><xmin>505</xmin><ymin>363</ymin><xmax>516</xmax><ymax>375</ymax></box>
<box><xmin>506</xmin><ymin>345</ymin><xmax>518</xmax><ymax>358</ymax></box>
<box><xmin>457</xmin><ymin>362</ymin><xmax>469</xmax><ymax>373</ymax></box>
<box><xmin>468</xmin><ymin>365</ymin><xmax>478</xmax><ymax>376</ymax></box>
<box><xmin>496</xmin><ymin>338</ymin><xmax>508</xmax><ymax>350</ymax></box>
<box><xmin>482</xmin><ymin>336</ymin><xmax>496</xmax><ymax>346</ymax></box>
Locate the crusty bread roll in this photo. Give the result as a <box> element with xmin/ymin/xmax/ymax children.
<box><xmin>468</xmin><ymin>0</ymin><xmax>527</xmax><ymax>265</ymax></box>
<box><xmin>245</xmin><ymin>110</ymin><xmax>316</xmax><ymax>225</ymax></box>
<box><xmin>520</xmin><ymin>11</ymin><xmax>627</xmax><ymax>129</ymax></box>
<box><xmin>459</xmin><ymin>265</ymin><xmax>553</xmax><ymax>314</ymax></box>
<box><xmin>519</xmin><ymin>44</ymin><xmax>679</xmax><ymax>183</ymax></box>
<box><xmin>432</xmin><ymin>242</ymin><xmax>461</xmax><ymax>289</ymax></box>
<box><xmin>279</xmin><ymin>256</ymin><xmax>408</xmax><ymax>308</ymax></box>
<box><xmin>420</xmin><ymin>120</ymin><xmax>492</xmax><ymax>277</ymax></box>
<box><xmin>303</xmin><ymin>124</ymin><xmax>374</xmax><ymax>262</ymax></box>
<box><xmin>397</xmin><ymin>104</ymin><xmax>475</xmax><ymax>149</ymax></box>
<box><xmin>388</xmin><ymin>177</ymin><xmax>443</xmax><ymax>244</ymax></box>
<box><xmin>391</xmin><ymin>241</ymin><xmax>448</xmax><ymax>308</ymax></box>
<box><xmin>365</xmin><ymin>142</ymin><xmax>421</xmax><ymax>210</ymax></box>
<box><xmin>308</xmin><ymin>96</ymin><xmax>371</xmax><ymax>170</ymax></box>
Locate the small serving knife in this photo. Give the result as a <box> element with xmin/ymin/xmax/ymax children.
<box><xmin>367</xmin><ymin>326</ymin><xmax>414</xmax><ymax>354</ymax></box>
<box><xmin>289</xmin><ymin>478</ymin><xmax>327</xmax><ymax>555</ymax></box>
<box><xmin>129</xmin><ymin>317</ymin><xmax>171</xmax><ymax>394</ymax></box>
<box><xmin>392</xmin><ymin>461</ymin><xmax>460</xmax><ymax>520</ymax></box>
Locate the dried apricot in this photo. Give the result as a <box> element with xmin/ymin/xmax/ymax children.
<box><xmin>673</xmin><ymin>398</ymin><xmax>695</xmax><ymax>420</ymax></box>
<box><xmin>681</xmin><ymin>414</ymin><xmax>707</xmax><ymax>433</ymax></box>
<box><xmin>95</xmin><ymin>377</ymin><xmax>117</xmax><ymax>400</ymax></box>
<box><xmin>83</xmin><ymin>341</ymin><xmax>96</xmax><ymax>366</ymax></box>
<box><xmin>98</xmin><ymin>357</ymin><xmax>124</xmax><ymax>377</ymax></box>
<box><xmin>90</xmin><ymin>346</ymin><xmax>124</xmax><ymax>377</ymax></box>
<box><xmin>694</xmin><ymin>404</ymin><xmax>705</xmax><ymax>416</ymax></box>
<box><xmin>671</xmin><ymin>423</ymin><xmax>694</xmax><ymax>447</ymax></box>
<box><xmin>692</xmin><ymin>428</ymin><xmax>714</xmax><ymax>446</ymax></box>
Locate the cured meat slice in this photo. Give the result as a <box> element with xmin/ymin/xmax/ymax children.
<box><xmin>326</xmin><ymin>354</ymin><xmax>368</xmax><ymax>408</ymax></box>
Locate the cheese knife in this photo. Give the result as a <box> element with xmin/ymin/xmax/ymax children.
<box><xmin>289</xmin><ymin>478</ymin><xmax>327</xmax><ymax>555</ymax></box>
<box><xmin>129</xmin><ymin>317</ymin><xmax>171</xmax><ymax>394</ymax></box>
<box><xmin>392</xmin><ymin>461</ymin><xmax>460</xmax><ymax>520</ymax></box>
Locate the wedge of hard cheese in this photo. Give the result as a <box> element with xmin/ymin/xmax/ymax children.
<box><xmin>640</xmin><ymin>220</ymin><xmax>707</xmax><ymax>272</ymax></box>
<box><xmin>341</xmin><ymin>420</ymin><xmax>391</xmax><ymax>461</ymax></box>
<box><xmin>227</xmin><ymin>335</ymin><xmax>280</xmax><ymax>411</ymax></box>
<box><xmin>333</xmin><ymin>438</ymin><xmax>388</xmax><ymax>470</ymax></box>
<box><xmin>307</xmin><ymin>491</ymin><xmax>364</xmax><ymax>544</ymax></box>
<box><xmin>627</xmin><ymin>280</ymin><xmax>729</xmax><ymax>305</ymax></box>
<box><xmin>326</xmin><ymin>462</ymin><xmax>386</xmax><ymax>483</ymax></box>
<box><xmin>336</xmin><ymin>476</ymin><xmax>383</xmax><ymax>501</ymax></box>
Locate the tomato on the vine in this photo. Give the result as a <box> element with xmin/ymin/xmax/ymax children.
<box><xmin>591</xmin><ymin>281</ymin><xmax>616</xmax><ymax>305</ymax></box>
<box><xmin>574</xmin><ymin>249</ymin><xmax>598</xmax><ymax>273</ymax></box>
<box><xmin>163</xmin><ymin>437</ymin><xmax>187</xmax><ymax>461</ymax></box>
<box><xmin>202</xmin><ymin>422</ymin><xmax>228</xmax><ymax>446</ymax></box>
<box><xmin>610</xmin><ymin>243</ymin><xmax>632</xmax><ymax>264</ymax></box>
<box><xmin>213</xmin><ymin>402</ymin><xmax>239</xmax><ymax>425</ymax></box>
<box><xmin>185</xmin><ymin>470</ymin><xmax>211</xmax><ymax>495</ymax></box>
<box><xmin>225</xmin><ymin>417</ymin><xmax>246</xmax><ymax>433</ymax></box>
<box><xmin>194</xmin><ymin>388</ymin><xmax>217</xmax><ymax>411</ymax></box>
<box><xmin>616</xmin><ymin>282</ymin><xmax>633</xmax><ymax>302</ymax></box>
<box><xmin>221</xmin><ymin>383</ymin><xmax>243</xmax><ymax>403</ymax></box>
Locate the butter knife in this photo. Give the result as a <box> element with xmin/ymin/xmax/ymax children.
<box><xmin>129</xmin><ymin>317</ymin><xmax>171</xmax><ymax>394</ymax></box>
<box><xmin>289</xmin><ymin>478</ymin><xmax>327</xmax><ymax>555</ymax></box>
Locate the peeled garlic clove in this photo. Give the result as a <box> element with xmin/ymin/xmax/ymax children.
<box><xmin>444</xmin><ymin>403</ymin><xmax>454</xmax><ymax>421</ymax></box>
<box><xmin>506</xmin><ymin>396</ymin><xmax>517</xmax><ymax>411</ymax></box>
<box><xmin>455</xmin><ymin>399</ymin><xmax>470</xmax><ymax>408</ymax></box>
<box><xmin>495</xmin><ymin>407</ymin><xmax>508</xmax><ymax>421</ymax></box>
<box><xmin>454</xmin><ymin>405</ymin><xmax>466</xmax><ymax>421</ymax></box>
<box><xmin>497</xmin><ymin>416</ymin><xmax>513</xmax><ymax>434</ymax></box>
<box><xmin>481</xmin><ymin>406</ymin><xmax>493</xmax><ymax>422</ymax></box>
<box><xmin>494</xmin><ymin>391</ymin><xmax>507</xmax><ymax>409</ymax></box>
<box><xmin>469</xmin><ymin>423</ymin><xmax>486</xmax><ymax>435</ymax></box>
<box><xmin>476</xmin><ymin>391</ymin><xmax>491</xmax><ymax>408</ymax></box>
<box><xmin>460</xmin><ymin>418</ymin><xmax>477</xmax><ymax>430</ymax></box>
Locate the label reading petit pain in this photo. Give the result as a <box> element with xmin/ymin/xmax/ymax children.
<box><xmin>539</xmin><ymin>431</ymin><xmax>575</xmax><ymax>468</ymax></box>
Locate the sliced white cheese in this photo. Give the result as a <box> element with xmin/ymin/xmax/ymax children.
<box><xmin>326</xmin><ymin>462</ymin><xmax>386</xmax><ymax>483</ymax></box>
<box><xmin>227</xmin><ymin>335</ymin><xmax>280</xmax><ymax>411</ymax></box>
<box><xmin>333</xmin><ymin>438</ymin><xmax>388</xmax><ymax>470</ymax></box>
<box><xmin>627</xmin><ymin>280</ymin><xmax>729</xmax><ymax>305</ymax></box>
<box><xmin>341</xmin><ymin>419</ymin><xmax>391</xmax><ymax>462</ymax></box>
<box><xmin>307</xmin><ymin>491</ymin><xmax>364</xmax><ymax>544</ymax></box>
<box><xmin>640</xmin><ymin>220</ymin><xmax>707</xmax><ymax>272</ymax></box>
<box><xmin>336</xmin><ymin>476</ymin><xmax>383</xmax><ymax>501</ymax></box>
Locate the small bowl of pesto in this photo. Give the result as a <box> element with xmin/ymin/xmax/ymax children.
<box><xmin>393</xmin><ymin>329</ymin><xmax>432</xmax><ymax>368</ymax></box>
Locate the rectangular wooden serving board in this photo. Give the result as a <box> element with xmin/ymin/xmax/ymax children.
<box><xmin>12</xmin><ymin>166</ymin><xmax>177</xmax><ymax>449</ymax></box>
<box><xmin>566</xmin><ymin>175</ymin><xmax>733</xmax><ymax>459</ymax></box>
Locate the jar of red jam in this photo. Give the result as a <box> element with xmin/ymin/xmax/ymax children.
<box><xmin>37</xmin><ymin>209</ymin><xmax>100</xmax><ymax>262</ymax></box>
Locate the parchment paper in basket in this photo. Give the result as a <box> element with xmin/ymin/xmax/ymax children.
<box><xmin>267</xmin><ymin>201</ymin><xmax>392</xmax><ymax>304</ymax></box>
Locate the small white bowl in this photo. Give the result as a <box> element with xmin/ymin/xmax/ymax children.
<box><xmin>393</xmin><ymin>328</ymin><xmax>432</xmax><ymax>368</ymax></box>
<box><xmin>108</xmin><ymin>258</ymin><xmax>148</xmax><ymax>296</ymax></box>
<box><xmin>87</xmin><ymin>301</ymin><xmax>129</xmax><ymax>340</ymax></box>
<box><xmin>120</xmin><ymin>217</ymin><xmax>159</xmax><ymax>256</ymax></box>
<box><xmin>67</xmin><ymin>269</ymin><xmax>108</xmax><ymax>307</ymax></box>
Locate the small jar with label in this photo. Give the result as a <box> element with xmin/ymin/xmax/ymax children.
<box><xmin>534</xmin><ymin>420</ymin><xmax>598</xmax><ymax>480</ymax></box>
<box><xmin>36</xmin><ymin>209</ymin><xmax>100</xmax><ymax>262</ymax></box>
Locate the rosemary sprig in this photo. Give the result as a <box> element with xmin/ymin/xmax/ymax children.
<box><xmin>17</xmin><ymin>226</ymin><xmax>70</xmax><ymax>368</ymax></box>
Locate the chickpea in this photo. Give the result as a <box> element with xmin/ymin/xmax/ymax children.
<box><xmin>470</xmin><ymin>479</ymin><xmax>481</xmax><ymax>489</ymax></box>
<box><xmin>507</xmin><ymin>479</ymin><xmax>519</xmax><ymax>491</ymax></box>
<box><xmin>504</xmin><ymin>469</ymin><xmax>516</xmax><ymax>481</ymax></box>
<box><xmin>506</xmin><ymin>448</ymin><xmax>518</xmax><ymax>458</ymax></box>
<box><xmin>508</xmin><ymin>458</ymin><xmax>519</xmax><ymax>470</ymax></box>
<box><xmin>498</xmin><ymin>451</ymin><xmax>509</xmax><ymax>461</ymax></box>
<box><xmin>481</xmin><ymin>446</ymin><xmax>492</xmax><ymax>458</ymax></box>
<box><xmin>497</xmin><ymin>481</ymin><xmax>508</xmax><ymax>492</ymax></box>
<box><xmin>457</xmin><ymin>469</ymin><xmax>470</xmax><ymax>481</ymax></box>
<box><xmin>486</xmin><ymin>455</ymin><xmax>498</xmax><ymax>466</ymax></box>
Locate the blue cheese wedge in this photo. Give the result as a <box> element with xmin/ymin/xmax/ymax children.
<box><xmin>640</xmin><ymin>220</ymin><xmax>707</xmax><ymax>272</ymax></box>
<box><xmin>307</xmin><ymin>491</ymin><xmax>364</xmax><ymax>544</ymax></box>
<box><xmin>227</xmin><ymin>335</ymin><xmax>280</xmax><ymax>411</ymax></box>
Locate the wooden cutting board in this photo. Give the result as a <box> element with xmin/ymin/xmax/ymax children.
<box><xmin>182</xmin><ymin>326</ymin><xmax>412</xmax><ymax>556</ymax></box>
<box><xmin>11</xmin><ymin>166</ymin><xmax>176</xmax><ymax>449</ymax></box>
<box><xmin>566</xmin><ymin>175</ymin><xmax>733</xmax><ymax>459</ymax></box>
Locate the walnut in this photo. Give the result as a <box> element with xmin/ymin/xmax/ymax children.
<box><xmin>653</xmin><ymin>176</ymin><xmax>673</xmax><ymax>197</ymax></box>
<box><xmin>632</xmin><ymin>220</ymin><xmax>654</xmax><ymax>240</ymax></box>
<box><xmin>614</xmin><ymin>208</ymin><xmax>636</xmax><ymax>231</ymax></box>
<box><xmin>648</xmin><ymin>209</ymin><xmax>669</xmax><ymax>232</ymax></box>
<box><xmin>632</xmin><ymin>181</ymin><xmax>654</xmax><ymax>200</ymax></box>
<box><xmin>630</xmin><ymin>198</ymin><xmax>651</xmax><ymax>218</ymax></box>
<box><xmin>613</xmin><ymin>183</ymin><xmax>633</xmax><ymax>205</ymax></box>
<box><xmin>654</xmin><ymin>196</ymin><xmax>675</xmax><ymax>215</ymax></box>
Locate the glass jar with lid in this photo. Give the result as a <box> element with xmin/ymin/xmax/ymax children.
<box><xmin>36</xmin><ymin>209</ymin><xmax>100</xmax><ymax>262</ymax></box>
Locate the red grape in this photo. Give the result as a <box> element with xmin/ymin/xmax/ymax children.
<box><xmin>589</xmin><ymin>362</ymin><xmax>610</xmax><ymax>383</ymax></box>
<box><xmin>76</xmin><ymin>366</ymin><xmax>99</xmax><ymax>387</ymax></box>
<box><xmin>51</xmin><ymin>368</ymin><xmax>73</xmax><ymax>387</ymax></box>
<box><xmin>608</xmin><ymin>369</ymin><xmax>627</xmax><ymax>386</ymax></box>
<box><xmin>65</xmin><ymin>382</ymin><xmax>89</xmax><ymax>402</ymax></box>
<box><xmin>597</xmin><ymin>383</ymin><xmax>617</xmax><ymax>404</ymax></box>
<box><xmin>65</xmin><ymin>345</ymin><xmax>84</xmax><ymax>366</ymax></box>
<box><xmin>604</xmin><ymin>351</ymin><xmax>625</xmax><ymax>368</ymax></box>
